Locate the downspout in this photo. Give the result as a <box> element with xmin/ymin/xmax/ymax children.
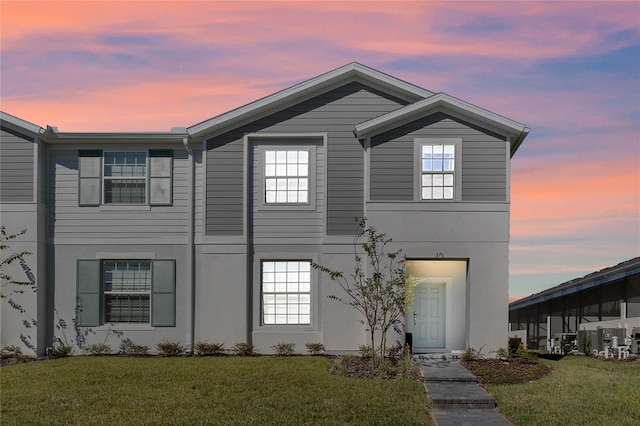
<box><xmin>183</xmin><ymin>136</ymin><xmax>196</xmax><ymax>355</ymax></box>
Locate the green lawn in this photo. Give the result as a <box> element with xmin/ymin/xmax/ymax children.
<box><xmin>489</xmin><ymin>356</ymin><xmax>640</xmax><ymax>426</ymax></box>
<box><xmin>1</xmin><ymin>356</ymin><xmax>433</xmax><ymax>425</ymax></box>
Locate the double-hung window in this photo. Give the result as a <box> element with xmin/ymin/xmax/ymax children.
<box><xmin>104</xmin><ymin>152</ymin><xmax>147</xmax><ymax>204</ymax></box>
<box><xmin>415</xmin><ymin>139</ymin><xmax>461</xmax><ymax>201</ymax></box>
<box><xmin>78</xmin><ymin>149</ymin><xmax>173</xmax><ymax>206</ymax></box>
<box><xmin>76</xmin><ymin>259</ymin><xmax>176</xmax><ymax>327</ymax></box>
<box><xmin>103</xmin><ymin>260</ymin><xmax>151</xmax><ymax>323</ymax></box>
<box><xmin>264</xmin><ymin>150</ymin><xmax>309</xmax><ymax>204</ymax></box>
<box><xmin>262</xmin><ymin>261</ymin><xmax>311</xmax><ymax>325</ymax></box>
<box><xmin>421</xmin><ymin>144</ymin><xmax>455</xmax><ymax>200</ymax></box>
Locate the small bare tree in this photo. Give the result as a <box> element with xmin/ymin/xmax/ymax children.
<box><xmin>0</xmin><ymin>227</ymin><xmax>33</xmax><ymax>299</ymax></box>
<box><xmin>313</xmin><ymin>219</ymin><xmax>414</xmax><ymax>368</ymax></box>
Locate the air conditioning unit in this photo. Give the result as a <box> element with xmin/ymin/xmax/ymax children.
<box><xmin>632</xmin><ymin>327</ymin><xmax>640</xmax><ymax>355</ymax></box>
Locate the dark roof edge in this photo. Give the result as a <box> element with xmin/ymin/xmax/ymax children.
<box><xmin>509</xmin><ymin>257</ymin><xmax>640</xmax><ymax>310</ymax></box>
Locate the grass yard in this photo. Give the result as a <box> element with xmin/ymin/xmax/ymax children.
<box><xmin>1</xmin><ymin>356</ymin><xmax>433</xmax><ymax>425</ymax></box>
<box><xmin>489</xmin><ymin>356</ymin><xmax>640</xmax><ymax>426</ymax></box>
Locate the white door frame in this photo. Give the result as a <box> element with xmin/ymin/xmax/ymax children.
<box><xmin>410</xmin><ymin>277</ymin><xmax>451</xmax><ymax>351</ymax></box>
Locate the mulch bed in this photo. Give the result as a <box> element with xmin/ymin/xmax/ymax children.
<box><xmin>461</xmin><ymin>358</ymin><xmax>552</xmax><ymax>385</ymax></box>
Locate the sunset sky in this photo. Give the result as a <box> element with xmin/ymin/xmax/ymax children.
<box><xmin>1</xmin><ymin>1</ymin><xmax>638</xmax><ymax>301</ymax></box>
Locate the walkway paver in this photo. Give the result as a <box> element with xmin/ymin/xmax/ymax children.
<box><xmin>418</xmin><ymin>355</ymin><xmax>511</xmax><ymax>426</ymax></box>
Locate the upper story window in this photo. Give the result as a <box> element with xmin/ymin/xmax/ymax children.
<box><xmin>254</xmin><ymin>141</ymin><xmax>317</xmax><ymax>211</ymax></box>
<box><xmin>414</xmin><ymin>138</ymin><xmax>462</xmax><ymax>201</ymax></box>
<box><xmin>265</xmin><ymin>150</ymin><xmax>309</xmax><ymax>204</ymax></box>
<box><xmin>421</xmin><ymin>144</ymin><xmax>455</xmax><ymax>200</ymax></box>
<box><xmin>104</xmin><ymin>152</ymin><xmax>146</xmax><ymax>204</ymax></box>
<box><xmin>78</xmin><ymin>149</ymin><xmax>172</xmax><ymax>207</ymax></box>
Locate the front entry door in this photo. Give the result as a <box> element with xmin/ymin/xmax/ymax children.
<box><xmin>413</xmin><ymin>281</ymin><xmax>446</xmax><ymax>349</ymax></box>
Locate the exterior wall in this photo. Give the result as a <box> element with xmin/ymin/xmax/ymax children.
<box><xmin>48</xmin><ymin>143</ymin><xmax>190</xmax><ymax>241</ymax></box>
<box><xmin>0</xmin><ymin>128</ymin><xmax>34</xmax><ymax>202</ymax></box>
<box><xmin>205</xmin><ymin>82</ymin><xmax>409</xmax><ymax>236</ymax></box>
<box><xmin>0</xmin><ymin>128</ymin><xmax>47</xmax><ymax>356</ymax></box>
<box><xmin>51</xmin><ymin>244</ymin><xmax>189</xmax><ymax>350</ymax></box>
<box><xmin>370</xmin><ymin>112</ymin><xmax>507</xmax><ymax>202</ymax></box>
<box><xmin>367</xmin><ymin>206</ymin><xmax>510</xmax><ymax>353</ymax></box>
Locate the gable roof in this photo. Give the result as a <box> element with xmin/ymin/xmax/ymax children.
<box><xmin>354</xmin><ymin>93</ymin><xmax>530</xmax><ymax>157</ymax></box>
<box><xmin>0</xmin><ymin>111</ymin><xmax>46</xmax><ymax>136</ymax></box>
<box><xmin>187</xmin><ymin>62</ymin><xmax>434</xmax><ymax>139</ymax></box>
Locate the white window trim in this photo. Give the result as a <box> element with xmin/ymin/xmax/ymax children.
<box><xmin>261</xmin><ymin>260</ymin><xmax>312</xmax><ymax>326</ymax></box>
<box><xmin>413</xmin><ymin>138</ymin><xmax>462</xmax><ymax>201</ymax></box>
<box><xmin>254</xmin><ymin>252</ymin><xmax>319</xmax><ymax>332</ymax></box>
<box><xmin>255</xmin><ymin>144</ymin><xmax>317</xmax><ymax>211</ymax></box>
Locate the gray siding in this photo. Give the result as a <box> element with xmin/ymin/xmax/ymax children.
<box><xmin>48</xmin><ymin>145</ymin><xmax>189</xmax><ymax>239</ymax></box>
<box><xmin>205</xmin><ymin>82</ymin><xmax>408</xmax><ymax>236</ymax></box>
<box><xmin>0</xmin><ymin>128</ymin><xmax>34</xmax><ymax>201</ymax></box>
<box><xmin>251</xmin><ymin>140</ymin><xmax>324</xmax><ymax>242</ymax></box>
<box><xmin>370</xmin><ymin>112</ymin><xmax>507</xmax><ymax>201</ymax></box>
<box><xmin>205</xmin><ymin>138</ymin><xmax>244</xmax><ymax>235</ymax></box>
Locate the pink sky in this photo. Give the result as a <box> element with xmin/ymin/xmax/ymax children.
<box><xmin>2</xmin><ymin>1</ymin><xmax>638</xmax><ymax>300</ymax></box>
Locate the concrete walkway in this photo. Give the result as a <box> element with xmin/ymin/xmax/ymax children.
<box><xmin>418</xmin><ymin>355</ymin><xmax>511</xmax><ymax>426</ymax></box>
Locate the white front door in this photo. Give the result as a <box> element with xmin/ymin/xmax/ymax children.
<box><xmin>413</xmin><ymin>281</ymin><xmax>446</xmax><ymax>349</ymax></box>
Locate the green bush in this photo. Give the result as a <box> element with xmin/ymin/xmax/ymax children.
<box><xmin>396</xmin><ymin>351</ymin><xmax>417</xmax><ymax>380</ymax></box>
<box><xmin>271</xmin><ymin>342</ymin><xmax>295</xmax><ymax>356</ymax></box>
<box><xmin>119</xmin><ymin>341</ymin><xmax>150</xmax><ymax>357</ymax></box>
<box><xmin>48</xmin><ymin>341</ymin><xmax>72</xmax><ymax>358</ymax></box>
<box><xmin>305</xmin><ymin>342</ymin><xmax>325</xmax><ymax>355</ymax></box>
<box><xmin>231</xmin><ymin>342</ymin><xmax>257</xmax><ymax>357</ymax></box>
<box><xmin>85</xmin><ymin>344</ymin><xmax>112</xmax><ymax>356</ymax></box>
<box><xmin>496</xmin><ymin>347</ymin><xmax>509</xmax><ymax>360</ymax></box>
<box><xmin>0</xmin><ymin>345</ymin><xmax>31</xmax><ymax>363</ymax></box>
<box><xmin>194</xmin><ymin>341</ymin><xmax>226</xmax><ymax>356</ymax></box>
<box><xmin>329</xmin><ymin>355</ymin><xmax>358</xmax><ymax>375</ymax></box>
<box><xmin>156</xmin><ymin>341</ymin><xmax>186</xmax><ymax>357</ymax></box>
<box><xmin>358</xmin><ymin>345</ymin><xmax>373</xmax><ymax>359</ymax></box>
<box><xmin>508</xmin><ymin>337</ymin><xmax>522</xmax><ymax>356</ymax></box>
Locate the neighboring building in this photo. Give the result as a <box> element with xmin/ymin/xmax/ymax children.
<box><xmin>1</xmin><ymin>62</ymin><xmax>529</xmax><ymax>356</ymax></box>
<box><xmin>509</xmin><ymin>258</ymin><xmax>640</xmax><ymax>350</ymax></box>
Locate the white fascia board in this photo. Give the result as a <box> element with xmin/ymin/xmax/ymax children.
<box><xmin>355</xmin><ymin>93</ymin><xmax>528</xmax><ymax>141</ymax></box>
<box><xmin>44</xmin><ymin>132</ymin><xmax>189</xmax><ymax>144</ymax></box>
<box><xmin>0</xmin><ymin>111</ymin><xmax>45</xmax><ymax>135</ymax></box>
<box><xmin>187</xmin><ymin>62</ymin><xmax>433</xmax><ymax>139</ymax></box>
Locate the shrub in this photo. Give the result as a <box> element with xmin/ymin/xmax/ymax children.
<box><xmin>375</xmin><ymin>358</ymin><xmax>393</xmax><ymax>378</ymax></box>
<box><xmin>396</xmin><ymin>350</ymin><xmax>418</xmax><ymax>380</ymax></box>
<box><xmin>516</xmin><ymin>343</ymin><xmax>534</xmax><ymax>360</ymax></box>
<box><xmin>48</xmin><ymin>340</ymin><xmax>72</xmax><ymax>358</ymax></box>
<box><xmin>271</xmin><ymin>342</ymin><xmax>295</xmax><ymax>356</ymax></box>
<box><xmin>329</xmin><ymin>355</ymin><xmax>358</xmax><ymax>375</ymax></box>
<box><xmin>385</xmin><ymin>343</ymin><xmax>403</xmax><ymax>363</ymax></box>
<box><xmin>194</xmin><ymin>341</ymin><xmax>226</xmax><ymax>356</ymax></box>
<box><xmin>496</xmin><ymin>347</ymin><xmax>509</xmax><ymax>360</ymax></box>
<box><xmin>508</xmin><ymin>337</ymin><xmax>522</xmax><ymax>356</ymax></box>
<box><xmin>461</xmin><ymin>347</ymin><xmax>478</xmax><ymax>362</ymax></box>
<box><xmin>156</xmin><ymin>341</ymin><xmax>187</xmax><ymax>357</ymax></box>
<box><xmin>358</xmin><ymin>345</ymin><xmax>373</xmax><ymax>359</ymax></box>
<box><xmin>0</xmin><ymin>345</ymin><xmax>30</xmax><ymax>363</ymax></box>
<box><xmin>305</xmin><ymin>342</ymin><xmax>325</xmax><ymax>355</ymax></box>
<box><xmin>231</xmin><ymin>342</ymin><xmax>257</xmax><ymax>357</ymax></box>
<box><xmin>85</xmin><ymin>344</ymin><xmax>112</xmax><ymax>356</ymax></box>
<box><xmin>119</xmin><ymin>340</ymin><xmax>150</xmax><ymax>357</ymax></box>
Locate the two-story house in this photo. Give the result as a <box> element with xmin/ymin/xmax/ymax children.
<box><xmin>1</xmin><ymin>63</ymin><xmax>529</xmax><ymax>356</ymax></box>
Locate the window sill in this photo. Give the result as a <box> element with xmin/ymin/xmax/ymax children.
<box><xmin>99</xmin><ymin>205</ymin><xmax>152</xmax><ymax>212</ymax></box>
<box><xmin>93</xmin><ymin>324</ymin><xmax>156</xmax><ymax>331</ymax></box>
